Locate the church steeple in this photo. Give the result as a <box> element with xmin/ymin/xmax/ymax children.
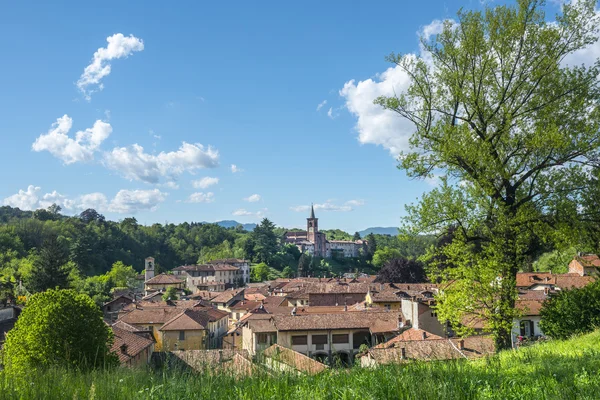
<box><xmin>307</xmin><ymin>203</ymin><xmax>318</xmax><ymax>243</ymax></box>
<box><xmin>310</xmin><ymin>203</ymin><xmax>315</xmax><ymax>219</ymax></box>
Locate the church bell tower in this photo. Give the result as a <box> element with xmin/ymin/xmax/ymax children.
<box><xmin>307</xmin><ymin>204</ymin><xmax>318</xmax><ymax>243</ymax></box>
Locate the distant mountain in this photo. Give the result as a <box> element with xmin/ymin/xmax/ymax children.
<box><xmin>358</xmin><ymin>227</ymin><xmax>399</xmax><ymax>237</ymax></box>
<box><xmin>210</xmin><ymin>220</ymin><xmax>257</xmax><ymax>231</ymax></box>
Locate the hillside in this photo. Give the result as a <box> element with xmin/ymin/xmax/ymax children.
<box><xmin>2</xmin><ymin>330</ymin><xmax>599</xmax><ymax>399</ymax></box>
<box><xmin>359</xmin><ymin>227</ymin><xmax>399</xmax><ymax>237</ymax></box>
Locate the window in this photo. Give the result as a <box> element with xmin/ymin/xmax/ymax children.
<box><xmin>257</xmin><ymin>333</ymin><xmax>268</xmax><ymax>344</ymax></box>
<box><xmin>312</xmin><ymin>334</ymin><xmax>328</xmax><ymax>345</ymax></box>
<box><xmin>384</xmin><ymin>304</ymin><xmax>391</xmax><ymax>311</ymax></box>
<box><xmin>179</xmin><ymin>331</ymin><xmax>185</xmax><ymax>341</ymax></box>
<box><xmin>431</xmin><ymin>311</ymin><xmax>437</xmax><ymax>317</ymax></box>
<box><xmin>291</xmin><ymin>335</ymin><xmax>308</xmax><ymax>345</ymax></box>
<box><xmin>332</xmin><ymin>334</ymin><xmax>349</xmax><ymax>344</ymax></box>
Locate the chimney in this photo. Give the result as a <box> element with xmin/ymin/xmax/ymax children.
<box><xmin>291</xmin><ymin>307</ymin><xmax>297</xmax><ymax>316</ymax></box>
<box><xmin>400</xmin><ymin>347</ymin><xmax>406</xmax><ymax>359</ymax></box>
<box><xmin>380</xmin><ymin>283</ymin><xmax>384</xmax><ymax>292</ymax></box>
<box><xmin>458</xmin><ymin>339</ymin><xmax>465</xmax><ymax>350</ymax></box>
<box><xmin>422</xmin><ymin>331</ymin><xmax>427</xmax><ymax>340</ymax></box>
<box><xmin>145</xmin><ymin>257</ymin><xmax>155</xmax><ymax>281</ymax></box>
<box><xmin>344</xmin><ymin>303</ymin><xmax>348</xmax><ymax>312</ymax></box>
<box><xmin>544</xmin><ymin>287</ymin><xmax>549</xmax><ymax>296</ymax></box>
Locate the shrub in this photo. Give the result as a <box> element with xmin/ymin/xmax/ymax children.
<box><xmin>540</xmin><ymin>280</ymin><xmax>600</xmax><ymax>339</ymax></box>
<box><xmin>1</xmin><ymin>289</ymin><xmax>117</xmax><ymax>377</ymax></box>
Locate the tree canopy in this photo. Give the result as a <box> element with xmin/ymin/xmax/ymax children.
<box><xmin>377</xmin><ymin>0</ymin><xmax>600</xmax><ymax>349</ymax></box>
<box><xmin>1</xmin><ymin>289</ymin><xmax>117</xmax><ymax>376</ymax></box>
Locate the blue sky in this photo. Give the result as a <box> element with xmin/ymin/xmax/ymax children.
<box><xmin>0</xmin><ymin>0</ymin><xmax>586</xmax><ymax>232</ymax></box>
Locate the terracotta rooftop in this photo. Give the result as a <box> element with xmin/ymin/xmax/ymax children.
<box><xmin>273</xmin><ymin>311</ymin><xmax>402</xmax><ymax>332</ymax></box>
<box><xmin>306</xmin><ymin>282</ymin><xmax>370</xmax><ymax>294</ymax></box>
<box><xmin>189</xmin><ymin>291</ymin><xmax>223</xmax><ymax>300</ymax></box>
<box><xmin>145</xmin><ymin>273</ymin><xmax>184</xmax><ymax>285</ymax></box>
<box><xmin>119</xmin><ymin>308</ymin><xmax>182</xmax><ymax>325</ymax></box>
<box><xmin>365</xmin><ymin>336</ymin><xmax>494</xmax><ymax>364</ymax></box>
<box><xmin>160</xmin><ymin>308</ymin><xmax>228</xmax><ymax>331</ymax></box>
<box><xmin>516</xmin><ymin>299</ymin><xmax>544</xmax><ymax>316</ymax></box>
<box><xmin>574</xmin><ymin>254</ymin><xmax>600</xmax><ymax>267</ymax></box>
<box><xmin>263</xmin><ymin>344</ymin><xmax>328</xmax><ymax>375</ymax></box>
<box><xmin>374</xmin><ymin>328</ymin><xmax>444</xmax><ymax>349</ymax></box>
<box><xmin>230</xmin><ymin>300</ymin><xmax>262</xmax><ymax>311</ymax></box>
<box><xmin>211</xmin><ymin>288</ymin><xmax>245</xmax><ymax>304</ymax></box>
<box><xmin>516</xmin><ymin>272</ymin><xmax>594</xmax><ymax>289</ymax></box>
<box><xmin>111</xmin><ymin>326</ymin><xmax>154</xmax><ymax>364</ymax></box>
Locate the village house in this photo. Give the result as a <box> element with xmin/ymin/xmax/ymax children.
<box><xmin>111</xmin><ymin>320</ymin><xmax>155</xmax><ymax>367</ymax></box>
<box><xmin>207</xmin><ymin>259</ymin><xmax>251</xmax><ymax>284</ymax></box>
<box><xmin>102</xmin><ymin>295</ymin><xmax>134</xmax><ymax>323</ymax></box>
<box><xmin>242</xmin><ymin>310</ymin><xmax>403</xmax><ymax>365</ymax></box>
<box><xmin>365</xmin><ymin>283</ymin><xmax>446</xmax><ymax>337</ymax></box>
<box><xmin>516</xmin><ymin>271</ymin><xmax>594</xmax><ymax>291</ymax></box>
<box><xmin>172</xmin><ymin>264</ymin><xmax>241</xmax><ymax>292</ymax></box>
<box><xmin>359</xmin><ymin>335</ymin><xmax>495</xmax><ymax>367</ymax></box>
<box><xmin>569</xmin><ymin>254</ymin><xmax>600</xmax><ymax>276</ymax></box>
<box><xmin>160</xmin><ymin>308</ymin><xmax>229</xmax><ymax>350</ymax></box>
<box><xmin>144</xmin><ymin>274</ymin><xmax>185</xmax><ymax>296</ymax></box>
<box><xmin>306</xmin><ymin>281</ymin><xmax>370</xmax><ymax>307</ymax></box>
<box><xmin>117</xmin><ymin>301</ymin><xmax>229</xmax><ymax>351</ymax></box>
<box><xmin>210</xmin><ymin>288</ymin><xmax>245</xmax><ymax>314</ymax></box>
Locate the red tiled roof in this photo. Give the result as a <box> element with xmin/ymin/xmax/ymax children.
<box><xmin>145</xmin><ymin>274</ymin><xmax>184</xmax><ymax>285</ymax></box>
<box><xmin>119</xmin><ymin>308</ymin><xmax>182</xmax><ymax>325</ymax></box>
<box><xmin>159</xmin><ymin>308</ymin><xmax>227</xmax><ymax>331</ymax></box>
<box><xmin>365</xmin><ymin>336</ymin><xmax>494</xmax><ymax>363</ymax></box>
<box><xmin>273</xmin><ymin>311</ymin><xmax>402</xmax><ymax>332</ymax></box>
<box><xmin>211</xmin><ymin>288</ymin><xmax>245</xmax><ymax>304</ymax></box>
<box><xmin>111</xmin><ymin>326</ymin><xmax>154</xmax><ymax>364</ymax></box>
<box><xmin>516</xmin><ymin>300</ymin><xmax>544</xmax><ymax>316</ymax></box>
<box><xmin>374</xmin><ymin>328</ymin><xmax>443</xmax><ymax>349</ymax></box>
<box><xmin>574</xmin><ymin>254</ymin><xmax>600</xmax><ymax>267</ymax></box>
<box><xmin>207</xmin><ymin>259</ymin><xmax>249</xmax><ymax>264</ymax></box>
<box><xmin>263</xmin><ymin>344</ymin><xmax>328</xmax><ymax>375</ymax></box>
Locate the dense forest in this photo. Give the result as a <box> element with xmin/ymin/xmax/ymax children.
<box><xmin>0</xmin><ymin>205</ymin><xmax>439</xmax><ymax>305</ymax></box>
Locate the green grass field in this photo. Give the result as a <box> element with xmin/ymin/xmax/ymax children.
<box><xmin>2</xmin><ymin>330</ymin><xmax>600</xmax><ymax>399</ymax></box>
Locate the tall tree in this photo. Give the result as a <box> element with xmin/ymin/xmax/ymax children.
<box><xmin>252</xmin><ymin>218</ymin><xmax>278</xmax><ymax>264</ymax></box>
<box><xmin>376</xmin><ymin>0</ymin><xmax>600</xmax><ymax>349</ymax></box>
<box><xmin>374</xmin><ymin>258</ymin><xmax>427</xmax><ymax>283</ymax></box>
<box><xmin>27</xmin><ymin>235</ymin><xmax>70</xmax><ymax>293</ymax></box>
<box><xmin>353</xmin><ymin>232</ymin><xmax>361</xmax><ymax>241</ymax></box>
<box><xmin>366</xmin><ymin>233</ymin><xmax>377</xmax><ymax>260</ymax></box>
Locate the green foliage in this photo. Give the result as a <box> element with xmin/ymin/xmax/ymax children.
<box><xmin>281</xmin><ymin>265</ymin><xmax>294</xmax><ymax>278</ymax></box>
<box><xmin>1</xmin><ymin>289</ymin><xmax>117</xmax><ymax>377</ymax></box>
<box><xmin>2</xmin><ymin>330</ymin><xmax>600</xmax><ymax>398</ymax></box>
<box><xmin>322</xmin><ymin>229</ymin><xmax>353</xmax><ymax>241</ymax></box>
<box><xmin>540</xmin><ymin>281</ymin><xmax>600</xmax><ymax>339</ymax></box>
<box><xmin>533</xmin><ymin>248</ymin><xmax>576</xmax><ymax>273</ymax></box>
<box><xmin>27</xmin><ymin>235</ymin><xmax>70</xmax><ymax>293</ymax></box>
<box><xmin>162</xmin><ymin>286</ymin><xmax>178</xmax><ymax>301</ymax></box>
<box><xmin>251</xmin><ymin>218</ymin><xmax>279</xmax><ymax>264</ymax></box>
<box><xmin>372</xmin><ymin>247</ymin><xmax>402</xmax><ymax>268</ymax></box>
<box><xmin>251</xmin><ymin>263</ymin><xmax>270</xmax><ymax>282</ymax></box>
<box><xmin>379</xmin><ymin>0</ymin><xmax>600</xmax><ymax>350</ymax></box>
<box><xmin>105</xmin><ymin>261</ymin><xmax>137</xmax><ymax>288</ymax></box>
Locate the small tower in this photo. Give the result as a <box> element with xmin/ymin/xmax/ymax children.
<box><xmin>144</xmin><ymin>257</ymin><xmax>155</xmax><ymax>282</ymax></box>
<box><xmin>307</xmin><ymin>204</ymin><xmax>318</xmax><ymax>243</ymax></box>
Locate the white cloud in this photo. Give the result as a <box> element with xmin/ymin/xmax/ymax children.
<box><xmin>186</xmin><ymin>192</ymin><xmax>215</xmax><ymax>203</ymax></box>
<box><xmin>77</xmin><ymin>33</ymin><xmax>144</xmax><ymax>100</ymax></box>
<box><xmin>345</xmin><ymin>199</ymin><xmax>365</xmax><ymax>207</ymax></box>
<box><xmin>232</xmin><ymin>208</ymin><xmax>266</xmax><ymax>218</ymax></box>
<box><xmin>290</xmin><ymin>200</ymin><xmax>365</xmax><ymax>213</ymax></box>
<box><xmin>3</xmin><ymin>186</ymin><xmax>167</xmax><ymax>214</ymax></box>
<box><xmin>244</xmin><ymin>194</ymin><xmax>261</xmax><ymax>202</ymax></box>
<box><xmin>231</xmin><ymin>164</ymin><xmax>243</xmax><ymax>173</ymax></box>
<box><xmin>161</xmin><ymin>181</ymin><xmax>180</xmax><ymax>189</ymax></box>
<box><xmin>339</xmin><ymin>19</ymin><xmax>454</xmax><ymax>156</ymax></box>
<box><xmin>340</xmin><ymin>62</ymin><xmax>415</xmax><ymax>155</ymax></box>
<box><xmin>3</xmin><ymin>185</ymin><xmax>43</xmax><ymax>210</ymax></box>
<box><xmin>104</xmin><ymin>142</ymin><xmax>219</xmax><ymax>183</ymax></box>
<box><xmin>32</xmin><ymin>115</ymin><xmax>112</xmax><ymax>164</ymax></box>
<box><xmin>192</xmin><ymin>177</ymin><xmax>219</xmax><ymax>189</ymax></box>
<box><xmin>316</xmin><ymin>100</ymin><xmax>327</xmax><ymax>111</ymax></box>
<box><xmin>108</xmin><ymin>189</ymin><xmax>167</xmax><ymax>213</ymax></box>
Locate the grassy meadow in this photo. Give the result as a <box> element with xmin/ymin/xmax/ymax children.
<box><xmin>1</xmin><ymin>330</ymin><xmax>600</xmax><ymax>399</ymax></box>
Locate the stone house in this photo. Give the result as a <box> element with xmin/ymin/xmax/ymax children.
<box><xmin>569</xmin><ymin>254</ymin><xmax>600</xmax><ymax>276</ymax></box>
<box><xmin>207</xmin><ymin>259</ymin><xmax>251</xmax><ymax>284</ymax></box>
<box><xmin>242</xmin><ymin>310</ymin><xmax>403</xmax><ymax>365</ymax></box>
<box><xmin>144</xmin><ymin>274</ymin><xmax>185</xmax><ymax>296</ymax></box>
<box><xmin>111</xmin><ymin>321</ymin><xmax>155</xmax><ymax>367</ymax></box>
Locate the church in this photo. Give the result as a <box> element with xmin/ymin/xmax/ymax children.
<box><xmin>283</xmin><ymin>205</ymin><xmax>366</xmax><ymax>258</ymax></box>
